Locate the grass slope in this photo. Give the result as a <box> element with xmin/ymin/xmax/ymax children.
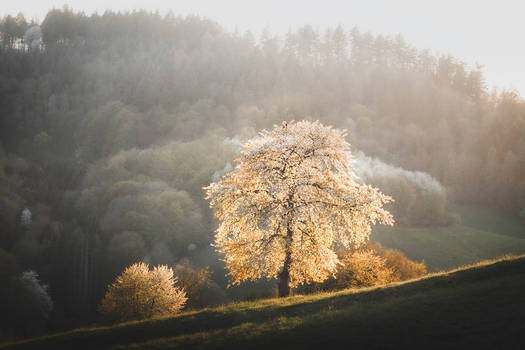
<box><xmin>4</xmin><ymin>255</ymin><xmax>525</xmax><ymax>350</ymax></box>
<box><xmin>453</xmin><ymin>204</ymin><xmax>525</xmax><ymax>239</ymax></box>
<box><xmin>372</xmin><ymin>205</ymin><xmax>525</xmax><ymax>271</ymax></box>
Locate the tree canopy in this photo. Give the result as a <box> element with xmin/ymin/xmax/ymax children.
<box><xmin>205</xmin><ymin>121</ymin><xmax>393</xmax><ymax>296</ymax></box>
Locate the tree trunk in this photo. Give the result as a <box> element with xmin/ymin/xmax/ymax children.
<box><xmin>278</xmin><ymin>259</ymin><xmax>291</xmax><ymax>297</ymax></box>
<box><xmin>278</xmin><ymin>235</ymin><xmax>293</xmax><ymax>297</ymax></box>
<box><xmin>279</xmin><ymin>191</ymin><xmax>295</xmax><ymax>297</ymax></box>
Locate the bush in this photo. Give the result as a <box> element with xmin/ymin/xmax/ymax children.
<box><xmin>296</xmin><ymin>242</ymin><xmax>426</xmax><ymax>294</ymax></box>
<box><xmin>335</xmin><ymin>250</ymin><xmax>394</xmax><ymax>288</ymax></box>
<box><xmin>377</xmin><ymin>247</ymin><xmax>427</xmax><ymax>280</ymax></box>
<box><xmin>174</xmin><ymin>259</ymin><xmax>228</xmax><ymax>309</ymax></box>
<box><xmin>99</xmin><ymin>262</ymin><xmax>187</xmax><ymax>323</ymax></box>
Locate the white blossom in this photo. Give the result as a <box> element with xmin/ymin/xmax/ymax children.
<box><xmin>205</xmin><ymin>120</ymin><xmax>393</xmax><ymax>289</ymax></box>
<box><xmin>24</xmin><ymin>26</ymin><xmax>42</xmax><ymax>51</ymax></box>
<box><xmin>20</xmin><ymin>270</ymin><xmax>53</xmax><ymax>318</ymax></box>
<box><xmin>21</xmin><ymin>207</ymin><xmax>32</xmax><ymax>227</ymax></box>
<box><xmin>353</xmin><ymin>151</ymin><xmax>444</xmax><ymax>194</ymax></box>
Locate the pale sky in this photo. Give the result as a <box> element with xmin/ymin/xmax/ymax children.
<box><xmin>3</xmin><ymin>0</ymin><xmax>524</xmax><ymax>96</ymax></box>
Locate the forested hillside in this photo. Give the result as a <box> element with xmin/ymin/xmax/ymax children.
<box><xmin>1</xmin><ymin>8</ymin><xmax>524</xmax><ymax>339</ymax></box>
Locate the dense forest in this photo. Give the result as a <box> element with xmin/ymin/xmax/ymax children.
<box><xmin>0</xmin><ymin>7</ymin><xmax>524</xmax><ymax>339</ymax></box>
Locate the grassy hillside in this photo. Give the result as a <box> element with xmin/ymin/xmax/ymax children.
<box><xmin>222</xmin><ymin>204</ymin><xmax>525</xmax><ymax>299</ymax></box>
<box><xmin>372</xmin><ymin>205</ymin><xmax>525</xmax><ymax>271</ymax></box>
<box><xmin>4</xmin><ymin>255</ymin><xmax>525</xmax><ymax>350</ymax></box>
<box><xmin>453</xmin><ymin>204</ymin><xmax>525</xmax><ymax>239</ymax></box>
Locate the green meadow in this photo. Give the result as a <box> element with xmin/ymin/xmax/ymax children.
<box><xmin>372</xmin><ymin>204</ymin><xmax>525</xmax><ymax>271</ymax></box>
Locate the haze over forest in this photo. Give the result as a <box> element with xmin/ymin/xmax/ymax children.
<box><xmin>4</xmin><ymin>0</ymin><xmax>525</xmax><ymax>96</ymax></box>
<box><xmin>0</xmin><ymin>5</ymin><xmax>524</xmax><ymax>341</ymax></box>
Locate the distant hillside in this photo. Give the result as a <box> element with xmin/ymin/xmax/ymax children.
<box><xmin>372</xmin><ymin>204</ymin><xmax>525</xmax><ymax>271</ymax></box>
<box><xmin>4</xmin><ymin>255</ymin><xmax>525</xmax><ymax>350</ymax></box>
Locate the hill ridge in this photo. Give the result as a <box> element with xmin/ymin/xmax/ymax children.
<box><xmin>4</xmin><ymin>255</ymin><xmax>525</xmax><ymax>349</ymax></box>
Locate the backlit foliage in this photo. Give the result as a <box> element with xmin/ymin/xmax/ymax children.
<box><xmin>205</xmin><ymin>120</ymin><xmax>394</xmax><ymax>290</ymax></box>
<box><xmin>335</xmin><ymin>250</ymin><xmax>394</xmax><ymax>288</ymax></box>
<box><xmin>296</xmin><ymin>242</ymin><xmax>427</xmax><ymax>293</ymax></box>
<box><xmin>174</xmin><ymin>259</ymin><xmax>228</xmax><ymax>309</ymax></box>
<box><xmin>373</xmin><ymin>243</ymin><xmax>427</xmax><ymax>281</ymax></box>
<box><xmin>99</xmin><ymin>262</ymin><xmax>187</xmax><ymax>323</ymax></box>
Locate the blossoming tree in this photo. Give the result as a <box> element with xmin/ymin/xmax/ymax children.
<box><xmin>99</xmin><ymin>262</ymin><xmax>187</xmax><ymax>322</ymax></box>
<box><xmin>205</xmin><ymin>120</ymin><xmax>394</xmax><ymax>297</ymax></box>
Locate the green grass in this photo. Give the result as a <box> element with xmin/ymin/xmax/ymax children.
<box><xmin>372</xmin><ymin>205</ymin><xmax>525</xmax><ymax>271</ymax></box>
<box><xmin>453</xmin><ymin>204</ymin><xmax>525</xmax><ymax>239</ymax></box>
<box><xmin>4</xmin><ymin>255</ymin><xmax>525</xmax><ymax>350</ymax></box>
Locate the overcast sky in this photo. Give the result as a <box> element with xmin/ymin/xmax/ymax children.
<box><xmin>3</xmin><ymin>0</ymin><xmax>524</xmax><ymax>96</ymax></box>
